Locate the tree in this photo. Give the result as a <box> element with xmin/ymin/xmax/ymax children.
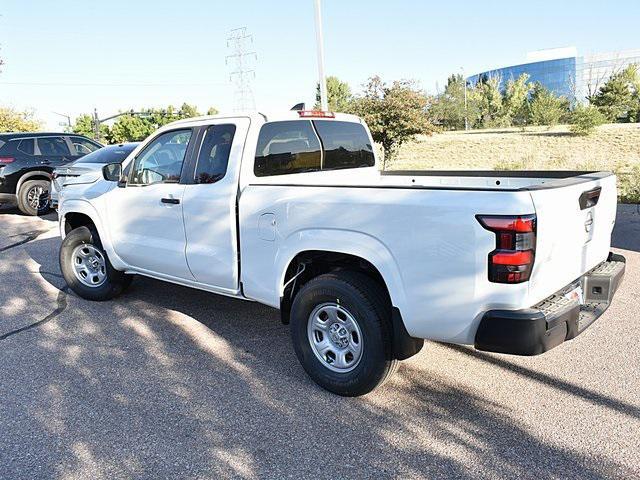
<box><xmin>72</xmin><ymin>114</ymin><xmax>94</xmax><ymax>137</ymax></box>
<box><xmin>348</xmin><ymin>76</ymin><xmax>436</xmax><ymax>166</ymax></box>
<box><xmin>206</xmin><ymin>106</ymin><xmax>219</xmax><ymax>116</ymax></box>
<box><xmin>430</xmin><ymin>74</ymin><xmax>477</xmax><ymax>130</ymax></box>
<box><xmin>503</xmin><ymin>74</ymin><xmax>533</xmax><ymax>127</ymax></box>
<box><xmin>471</xmin><ymin>75</ymin><xmax>506</xmax><ymax>128</ymax></box>
<box><xmin>590</xmin><ymin>64</ymin><xmax>640</xmax><ymax>122</ymax></box>
<box><xmin>569</xmin><ymin>104</ymin><xmax>606</xmax><ymax>136</ymax></box>
<box><xmin>0</xmin><ymin>107</ymin><xmax>42</xmax><ymax>132</ymax></box>
<box><xmin>108</xmin><ymin>103</ymin><xmax>202</xmax><ymax>143</ymax></box>
<box><xmin>314</xmin><ymin>76</ymin><xmax>353</xmax><ymax>111</ymax></box>
<box><xmin>109</xmin><ymin>115</ymin><xmax>155</xmax><ymax>143</ymax></box>
<box><xmin>528</xmin><ymin>83</ymin><xmax>569</xmax><ymax>127</ymax></box>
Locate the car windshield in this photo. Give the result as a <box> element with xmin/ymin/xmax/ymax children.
<box><xmin>76</xmin><ymin>143</ymin><xmax>139</xmax><ymax>164</ymax></box>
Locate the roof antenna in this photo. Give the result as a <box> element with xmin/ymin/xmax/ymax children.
<box><xmin>290</xmin><ymin>103</ymin><xmax>305</xmax><ymax>111</ymax></box>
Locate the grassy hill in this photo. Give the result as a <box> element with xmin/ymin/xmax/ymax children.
<box><xmin>387</xmin><ymin>123</ymin><xmax>640</xmax><ymax>202</ymax></box>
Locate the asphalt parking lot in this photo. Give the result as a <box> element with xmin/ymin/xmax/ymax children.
<box><xmin>0</xmin><ymin>205</ymin><xmax>639</xmax><ymax>480</ymax></box>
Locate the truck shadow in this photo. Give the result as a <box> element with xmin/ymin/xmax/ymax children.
<box><xmin>0</xmin><ymin>235</ymin><xmax>632</xmax><ymax>478</ymax></box>
<box><xmin>612</xmin><ymin>204</ymin><xmax>640</xmax><ymax>252</ymax></box>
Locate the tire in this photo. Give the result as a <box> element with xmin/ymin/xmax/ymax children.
<box><xmin>17</xmin><ymin>179</ymin><xmax>51</xmax><ymax>216</ymax></box>
<box><xmin>290</xmin><ymin>271</ymin><xmax>398</xmax><ymax>396</ymax></box>
<box><xmin>59</xmin><ymin>226</ymin><xmax>133</xmax><ymax>301</ymax></box>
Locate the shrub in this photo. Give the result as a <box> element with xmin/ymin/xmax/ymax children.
<box><xmin>569</xmin><ymin>104</ymin><xmax>606</xmax><ymax>136</ymax></box>
<box><xmin>615</xmin><ymin>163</ymin><xmax>640</xmax><ymax>204</ymax></box>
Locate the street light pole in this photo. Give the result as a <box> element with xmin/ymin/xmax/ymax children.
<box><xmin>313</xmin><ymin>0</ymin><xmax>328</xmax><ymax>111</ymax></box>
<box><xmin>461</xmin><ymin>67</ymin><xmax>469</xmax><ymax>131</ymax></box>
<box><xmin>52</xmin><ymin>111</ymin><xmax>72</xmax><ymax>131</ymax></box>
<box><xmin>90</xmin><ymin>109</ymin><xmax>178</xmax><ymax>142</ymax></box>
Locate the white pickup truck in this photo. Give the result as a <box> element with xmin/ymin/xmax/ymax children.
<box><xmin>57</xmin><ymin>110</ymin><xmax>625</xmax><ymax>396</ymax></box>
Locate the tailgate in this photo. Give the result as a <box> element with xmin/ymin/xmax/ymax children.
<box><xmin>528</xmin><ymin>173</ymin><xmax>617</xmax><ymax>304</ymax></box>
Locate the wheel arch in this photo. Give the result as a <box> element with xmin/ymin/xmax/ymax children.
<box><xmin>273</xmin><ymin>230</ymin><xmax>421</xmax><ymax>360</ymax></box>
<box><xmin>59</xmin><ymin>199</ymin><xmax>127</xmax><ymax>271</ymax></box>
<box><xmin>16</xmin><ymin>170</ymin><xmax>52</xmax><ymax>192</ymax></box>
<box><xmin>275</xmin><ymin>230</ymin><xmax>407</xmax><ymax>313</ymax></box>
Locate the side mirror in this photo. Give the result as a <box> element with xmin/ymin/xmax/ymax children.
<box><xmin>102</xmin><ymin>163</ymin><xmax>126</xmax><ymax>186</ymax></box>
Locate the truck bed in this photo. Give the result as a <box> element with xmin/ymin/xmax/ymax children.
<box><xmin>241</xmin><ymin>169</ymin><xmax>617</xmax><ymax>344</ymax></box>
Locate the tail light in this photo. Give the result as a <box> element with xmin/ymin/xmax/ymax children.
<box><xmin>0</xmin><ymin>157</ymin><xmax>15</xmax><ymax>165</ymax></box>
<box><xmin>297</xmin><ymin>110</ymin><xmax>335</xmax><ymax>118</ymax></box>
<box><xmin>477</xmin><ymin>214</ymin><xmax>536</xmax><ymax>284</ymax></box>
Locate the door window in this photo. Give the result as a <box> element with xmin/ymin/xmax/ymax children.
<box><xmin>71</xmin><ymin>136</ymin><xmax>101</xmax><ymax>155</ymax></box>
<box><xmin>129</xmin><ymin>129</ymin><xmax>192</xmax><ymax>186</ymax></box>
<box><xmin>194</xmin><ymin>124</ymin><xmax>236</xmax><ymax>184</ymax></box>
<box><xmin>37</xmin><ymin>137</ymin><xmax>70</xmax><ymax>156</ymax></box>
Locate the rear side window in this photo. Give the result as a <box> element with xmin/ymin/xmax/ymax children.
<box><xmin>254</xmin><ymin>121</ymin><xmax>321</xmax><ymax>177</ymax></box>
<box><xmin>37</xmin><ymin>137</ymin><xmax>70</xmax><ymax>156</ymax></box>
<box><xmin>313</xmin><ymin>121</ymin><xmax>375</xmax><ymax>170</ymax></box>
<box><xmin>194</xmin><ymin>124</ymin><xmax>236</xmax><ymax>184</ymax></box>
<box><xmin>17</xmin><ymin>139</ymin><xmax>35</xmax><ymax>155</ymax></box>
<box><xmin>71</xmin><ymin>136</ymin><xmax>101</xmax><ymax>155</ymax></box>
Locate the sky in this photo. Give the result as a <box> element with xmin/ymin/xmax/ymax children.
<box><xmin>1</xmin><ymin>0</ymin><xmax>639</xmax><ymax>130</ymax></box>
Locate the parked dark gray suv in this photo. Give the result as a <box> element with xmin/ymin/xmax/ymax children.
<box><xmin>0</xmin><ymin>133</ymin><xmax>103</xmax><ymax>215</ymax></box>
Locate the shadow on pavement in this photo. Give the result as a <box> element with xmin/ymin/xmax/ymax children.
<box><xmin>442</xmin><ymin>344</ymin><xmax>640</xmax><ymax>421</ymax></box>
<box><xmin>0</xmin><ymin>234</ymin><xmax>633</xmax><ymax>478</ymax></box>
<box><xmin>612</xmin><ymin>204</ymin><xmax>640</xmax><ymax>252</ymax></box>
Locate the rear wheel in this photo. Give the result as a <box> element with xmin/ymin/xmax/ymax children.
<box><xmin>60</xmin><ymin>226</ymin><xmax>132</xmax><ymax>301</ymax></box>
<box><xmin>17</xmin><ymin>179</ymin><xmax>51</xmax><ymax>216</ymax></box>
<box><xmin>290</xmin><ymin>271</ymin><xmax>398</xmax><ymax>396</ymax></box>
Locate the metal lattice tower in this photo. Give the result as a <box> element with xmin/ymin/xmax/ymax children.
<box><xmin>226</xmin><ymin>27</ymin><xmax>257</xmax><ymax>112</ymax></box>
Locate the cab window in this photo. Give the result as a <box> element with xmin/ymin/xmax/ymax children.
<box><xmin>194</xmin><ymin>124</ymin><xmax>236</xmax><ymax>184</ymax></box>
<box><xmin>254</xmin><ymin>121</ymin><xmax>321</xmax><ymax>176</ymax></box>
<box><xmin>312</xmin><ymin>121</ymin><xmax>375</xmax><ymax>170</ymax></box>
<box><xmin>129</xmin><ymin>130</ymin><xmax>192</xmax><ymax>186</ymax></box>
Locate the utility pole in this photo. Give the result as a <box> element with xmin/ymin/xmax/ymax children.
<box><xmin>314</xmin><ymin>0</ymin><xmax>328</xmax><ymax>111</ymax></box>
<box><xmin>93</xmin><ymin>108</ymin><xmax>100</xmax><ymax>141</ymax></box>
<box><xmin>226</xmin><ymin>27</ymin><xmax>257</xmax><ymax>112</ymax></box>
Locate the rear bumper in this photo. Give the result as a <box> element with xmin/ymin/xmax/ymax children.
<box><xmin>475</xmin><ymin>253</ymin><xmax>626</xmax><ymax>355</ymax></box>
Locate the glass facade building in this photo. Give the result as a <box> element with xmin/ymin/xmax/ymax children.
<box><xmin>467</xmin><ymin>49</ymin><xmax>640</xmax><ymax>102</ymax></box>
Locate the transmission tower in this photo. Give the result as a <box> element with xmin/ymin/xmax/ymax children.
<box><xmin>226</xmin><ymin>27</ymin><xmax>257</xmax><ymax>112</ymax></box>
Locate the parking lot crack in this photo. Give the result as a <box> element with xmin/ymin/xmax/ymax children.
<box><xmin>0</xmin><ymin>287</ymin><xmax>69</xmax><ymax>341</ymax></box>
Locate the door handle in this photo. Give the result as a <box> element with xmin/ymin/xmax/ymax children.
<box><xmin>579</xmin><ymin>187</ymin><xmax>601</xmax><ymax>210</ymax></box>
<box><xmin>161</xmin><ymin>197</ymin><xmax>180</xmax><ymax>205</ymax></box>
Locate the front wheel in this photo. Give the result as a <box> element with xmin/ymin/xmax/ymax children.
<box><xmin>60</xmin><ymin>226</ymin><xmax>132</xmax><ymax>301</ymax></box>
<box><xmin>290</xmin><ymin>271</ymin><xmax>398</xmax><ymax>396</ymax></box>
